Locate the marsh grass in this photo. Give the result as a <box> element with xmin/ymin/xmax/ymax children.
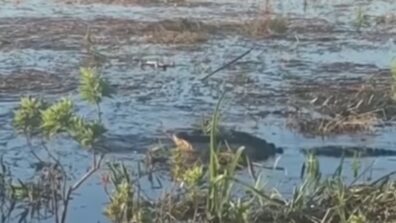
<box><xmin>252</xmin><ymin>154</ymin><xmax>396</xmax><ymax>223</ymax></box>
<box><xmin>287</xmin><ymin>111</ymin><xmax>378</xmax><ymax>136</ymax></box>
<box><xmin>242</xmin><ymin>5</ymin><xmax>288</xmax><ymax>38</ymax></box>
<box><xmin>142</xmin><ymin>138</ymin><xmax>396</xmax><ymax>223</ymax></box>
<box><xmin>145</xmin><ymin>29</ymin><xmax>208</xmax><ymax>45</ymax></box>
<box><xmin>288</xmin><ymin>70</ymin><xmax>396</xmax><ymax>136</ymax></box>
<box><xmin>353</xmin><ymin>6</ymin><xmax>370</xmax><ymax>32</ymax></box>
<box><xmin>242</xmin><ymin>16</ymin><xmax>288</xmax><ymax>38</ymax></box>
<box><xmin>143</xmin><ymin>19</ymin><xmax>208</xmax><ymax>44</ymax></box>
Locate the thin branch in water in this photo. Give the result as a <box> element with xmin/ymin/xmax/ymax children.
<box><xmin>96</xmin><ymin>103</ymin><xmax>102</xmax><ymax>123</ymax></box>
<box><xmin>25</xmin><ymin>134</ymin><xmax>42</xmax><ymax>162</ymax></box>
<box><xmin>371</xmin><ymin>170</ymin><xmax>396</xmax><ymax>187</ymax></box>
<box><xmin>200</xmin><ymin>47</ymin><xmax>254</xmax><ymax>81</ymax></box>
<box><xmin>72</xmin><ymin>153</ymin><xmax>103</xmax><ymax>191</ymax></box>
<box><xmin>40</xmin><ymin>139</ymin><xmax>69</xmax><ymax>180</ymax></box>
<box><xmin>60</xmin><ymin>154</ymin><xmax>104</xmax><ymax>223</ymax></box>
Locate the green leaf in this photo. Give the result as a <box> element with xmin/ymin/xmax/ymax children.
<box><xmin>13</xmin><ymin>97</ymin><xmax>48</xmax><ymax>136</ymax></box>
<box><xmin>68</xmin><ymin>116</ymin><xmax>106</xmax><ymax>148</ymax></box>
<box><xmin>41</xmin><ymin>98</ymin><xmax>74</xmax><ymax>137</ymax></box>
<box><xmin>69</xmin><ymin>117</ymin><xmax>93</xmax><ymax>147</ymax></box>
<box><xmin>79</xmin><ymin>67</ymin><xmax>113</xmax><ymax>105</ymax></box>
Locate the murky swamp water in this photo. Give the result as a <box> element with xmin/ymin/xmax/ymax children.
<box><xmin>0</xmin><ymin>0</ymin><xmax>396</xmax><ymax>222</ymax></box>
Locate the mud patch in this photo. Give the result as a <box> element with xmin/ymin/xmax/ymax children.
<box><xmin>0</xmin><ymin>70</ymin><xmax>77</xmax><ymax>96</ymax></box>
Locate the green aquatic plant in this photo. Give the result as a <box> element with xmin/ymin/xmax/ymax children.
<box><xmin>13</xmin><ymin>97</ymin><xmax>48</xmax><ymax>137</ymax></box>
<box><xmin>104</xmin><ymin>163</ymin><xmax>152</xmax><ymax>223</ymax></box>
<box><xmin>10</xmin><ymin>66</ymin><xmax>111</xmax><ymax>223</ymax></box>
<box><xmin>170</xmin><ymin>147</ymin><xmax>203</xmax><ymax>186</ymax></box>
<box><xmin>40</xmin><ymin>98</ymin><xmax>74</xmax><ymax>137</ymax></box>
<box><xmin>181</xmin><ymin>165</ymin><xmax>204</xmax><ymax>188</ymax></box>
<box><xmin>68</xmin><ymin>116</ymin><xmax>106</xmax><ymax>148</ymax></box>
<box><xmin>348</xmin><ymin>212</ymin><xmax>367</xmax><ymax>223</ymax></box>
<box><xmin>351</xmin><ymin>152</ymin><xmax>362</xmax><ymax>178</ymax></box>
<box><xmin>79</xmin><ymin>67</ymin><xmax>113</xmax><ymax>121</ymax></box>
<box><xmin>204</xmin><ymin>92</ymin><xmax>256</xmax><ymax>223</ymax></box>
<box><xmin>79</xmin><ymin>67</ymin><xmax>113</xmax><ymax>105</ymax></box>
<box><xmin>354</xmin><ymin>6</ymin><xmax>370</xmax><ymax>31</ymax></box>
<box><xmin>268</xmin><ymin>16</ymin><xmax>288</xmax><ymax>34</ymax></box>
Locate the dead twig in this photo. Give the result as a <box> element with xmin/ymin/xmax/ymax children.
<box><xmin>200</xmin><ymin>47</ymin><xmax>254</xmax><ymax>81</ymax></box>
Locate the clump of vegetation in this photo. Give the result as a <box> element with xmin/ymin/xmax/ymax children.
<box><xmin>287</xmin><ymin>66</ymin><xmax>396</xmax><ymax>136</ymax></box>
<box><xmin>243</xmin><ymin>16</ymin><xmax>288</xmax><ymax>38</ymax></box>
<box><xmin>267</xmin><ymin>16</ymin><xmax>288</xmax><ymax>34</ymax></box>
<box><xmin>3</xmin><ymin>66</ymin><xmax>113</xmax><ymax>223</ymax></box>
<box><xmin>353</xmin><ymin>6</ymin><xmax>370</xmax><ymax>31</ymax></box>
<box><xmin>145</xmin><ymin>29</ymin><xmax>208</xmax><ymax>45</ymax></box>
<box><xmin>288</xmin><ymin>111</ymin><xmax>378</xmax><ymax>136</ymax></box>
<box><xmin>143</xmin><ymin>19</ymin><xmax>209</xmax><ymax>44</ymax></box>
<box><xmin>103</xmin><ymin>163</ymin><xmax>153</xmax><ymax>223</ymax></box>
<box><xmin>242</xmin><ymin>6</ymin><xmax>288</xmax><ymax>38</ymax></box>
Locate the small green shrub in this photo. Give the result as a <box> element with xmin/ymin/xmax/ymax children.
<box><xmin>9</xmin><ymin>66</ymin><xmax>113</xmax><ymax>223</ymax></box>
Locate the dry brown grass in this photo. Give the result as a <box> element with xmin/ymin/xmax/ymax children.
<box><xmin>287</xmin><ymin>74</ymin><xmax>396</xmax><ymax>136</ymax></box>
<box><xmin>145</xmin><ymin>29</ymin><xmax>208</xmax><ymax>44</ymax></box>
<box><xmin>241</xmin><ymin>16</ymin><xmax>288</xmax><ymax>38</ymax></box>
<box><xmin>240</xmin><ymin>3</ymin><xmax>288</xmax><ymax>38</ymax></box>
<box><xmin>142</xmin><ymin>19</ymin><xmax>210</xmax><ymax>44</ymax></box>
<box><xmin>142</xmin><ymin>14</ymin><xmax>288</xmax><ymax>43</ymax></box>
<box><xmin>287</xmin><ymin>111</ymin><xmax>379</xmax><ymax>136</ymax></box>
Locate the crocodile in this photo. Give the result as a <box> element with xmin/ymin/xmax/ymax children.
<box><xmin>169</xmin><ymin>128</ymin><xmax>284</xmax><ymax>162</ymax></box>
<box><xmin>301</xmin><ymin>146</ymin><xmax>396</xmax><ymax>157</ymax></box>
<box><xmin>93</xmin><ymin>127</ymin><xmax>283</xmax><ymax>163</ymax></box>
